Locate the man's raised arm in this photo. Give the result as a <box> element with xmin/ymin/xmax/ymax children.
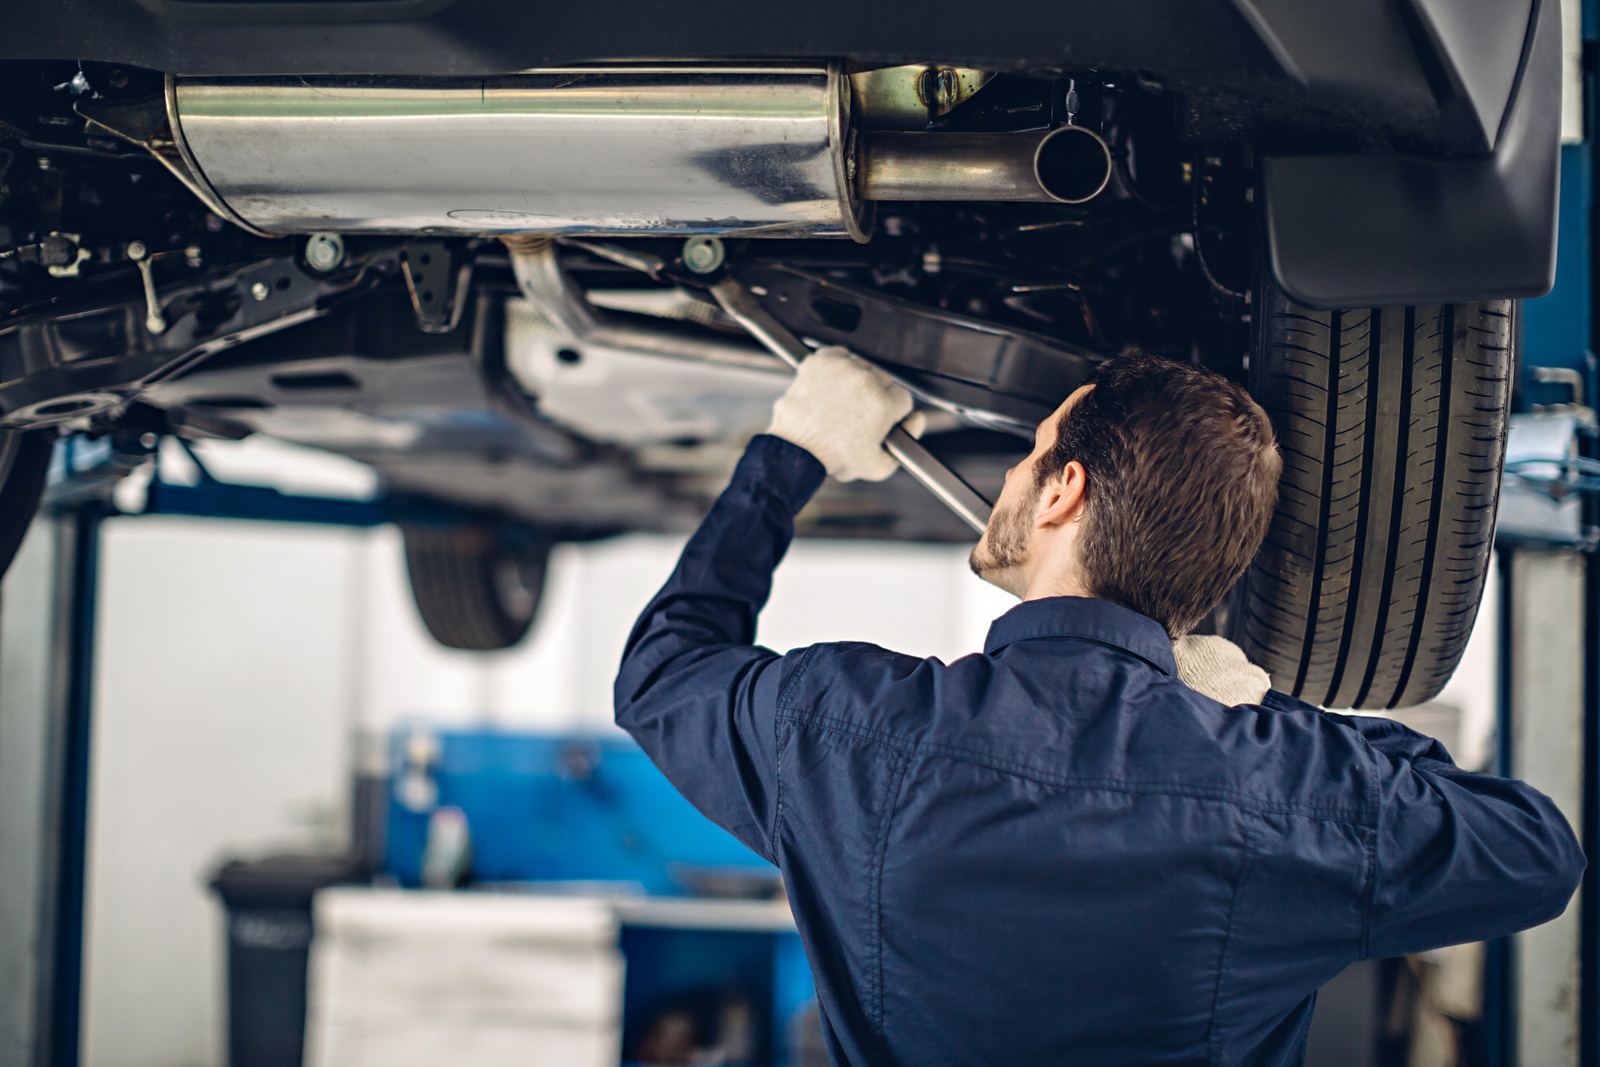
<box><xmin>614</xmin><ymin>348</ymin><xmax>915</xmax><ymax>860</ymax></box>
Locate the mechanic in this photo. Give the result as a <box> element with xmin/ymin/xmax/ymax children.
<box><xmin>614</xmin><ymin>349</ymin><xmax>1584</xmax><ymax>1065</ymax></box>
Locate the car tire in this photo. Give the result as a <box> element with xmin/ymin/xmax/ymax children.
<box><xmin>1226</xmin><ymin>287</ymin><xmax>1512</xmax><ymax>709</ymax></box>
<box><xmin>402</xmin><ymin>526</ymin><xmax>550</xmax><ymax>651</ymax></box>
<box><xmin>0</xmin><ymin>429</ymin><xmax>55</xmax><ymax>581</ymax></box>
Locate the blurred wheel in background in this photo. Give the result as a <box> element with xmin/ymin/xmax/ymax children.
<box><xmin>401</xmin><ymin>525</ymin><xmax>551</xmax><ymax>651</ymax></box>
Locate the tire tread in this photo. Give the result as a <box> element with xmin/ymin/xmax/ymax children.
<box><xmin>1231</xmin><ymin>292</ymin><xmax>1510</xmax><ymax>709</ymax></box>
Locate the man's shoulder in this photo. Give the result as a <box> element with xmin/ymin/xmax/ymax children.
<box><xmin>775</xmin><ymin>641</ymin><xmax>1381</xmax><ymax>824</ymax></box>
<box><xmin>1179</xmin><ymin>687</ymin><xmax>1380</xmax><ymax>824</ymax></box>
<box><xmin>774</xmin><ymin>641</ymin><xmax>979</xmax><ymax>712</ymax></box>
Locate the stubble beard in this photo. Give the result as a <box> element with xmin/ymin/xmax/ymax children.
<box><xmin>968</xmin><ymin>485</ymin><xmax>1035</xmax><ymax>596</ymax></box>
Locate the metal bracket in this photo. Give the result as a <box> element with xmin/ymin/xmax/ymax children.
<box><xmin>44</xmin><ymin>233</ymin><xmax>91</xmax><ymax>278</ymax></box>
<box><xmin>402</xmin><ymin>243</ymin><xmax>472</xmax><ymax>333</ymax></box>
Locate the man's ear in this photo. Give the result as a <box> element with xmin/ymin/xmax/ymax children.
<box><xmin>1035</xmin><ymin>460</ymin><xmax>1088</xmax><ymax>529</ymax></box>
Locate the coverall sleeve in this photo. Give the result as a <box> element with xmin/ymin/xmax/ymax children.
<box><xmin>614</xmin><ymin>434</ymin><xmax>827</xmax><ymax>863</ymax></box>
<box><xmin>1333</xmin><ymin>713</ymin><xmax>1588</xmax><ymax>959</ymax></box>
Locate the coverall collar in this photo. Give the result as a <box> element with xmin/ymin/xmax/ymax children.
<box><xmin>983</xmin><ymin>596</ymin><xmax>1176</xmax><ymax>676</ymax></box>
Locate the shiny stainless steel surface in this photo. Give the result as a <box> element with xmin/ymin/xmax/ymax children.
<box><xmin>174</xmin><ymin>67</ymin><xmax>870</xmax><ymax>239</ymax></box>
<box><xmin>710</xmin><ymin>276</ymin><xmax>993</xmax><ymax>534</ymax></box>
<box><xmin>858</xmin><ymin>127</ymin><xmax>1112</xmax><ymax>204</ymax></box>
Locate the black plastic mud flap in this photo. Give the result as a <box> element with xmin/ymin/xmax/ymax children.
<box><xmin>1260</xmin><ymin>0</ymin><xmax>1560</xmax><ymax>309</ymax></box>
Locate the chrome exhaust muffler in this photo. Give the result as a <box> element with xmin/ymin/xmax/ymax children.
<box><xmin>171</xmin><ymin>66</ymin><xmax>872</xmax><ymax>239</ymax></box>
<box><xmin>162</xmin><ymin>65</ymin><xmax>1113</xmax><ymax>239</ymax></box>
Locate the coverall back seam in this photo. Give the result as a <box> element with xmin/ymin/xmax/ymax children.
<box><xmin>775</xmin><ymin>711</ymin><xmax>1373</xmax><ymax>826</ymax></box>
<box><xmin>775</xmin><ymin>644</ymin><xmax>822</xmax><ymax>709</ymax></box>
<box><xmin>1206</xmin><ymin>812</ymin><xmax>1262</xmax><ymax>1067</ymax></box>
<box><xmin>1357</xmin><ymin>745</ymin><xmax>1380</xmax><ymax>959</ymax></box>
<box><xmin>773</xmin><ymin>717</ymin><xmax>789</xmax><ymax>861</ymax></box>
<box><xmin>771</xmin><ymin>646</ymin><xmax>822</xmax><ymax>852</ymax></box>
<box><xmin>868</xmin><ymin>753</ymin><xmax>912</xmax><ymax>1050</ymax></box>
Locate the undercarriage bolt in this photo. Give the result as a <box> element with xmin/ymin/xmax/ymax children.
<box><xmin>681</xmin><ymin>235</ymin><xmax>726</xmax><ymax>275</ymax></box>
<box><xmin>304</xmin><ymin>231</ymin><xmax>345</xmax><ymax>272</ymax></box>
<box><xmin>250</xmin><ymin>280</ymin><xmax>270</xmax><ymax>301</ymax></box>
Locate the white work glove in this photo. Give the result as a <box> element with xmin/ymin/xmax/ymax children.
<box><xmin>768</xmin><ymin>346</ymin><xmax>914</xmax><ymax>482</ymax></box>
<box><xmin>1172</xmin><ymin>634</ymin><xmax>1270</xmax><ymax>706</ymax></box>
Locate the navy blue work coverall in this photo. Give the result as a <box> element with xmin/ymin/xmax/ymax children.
<box><xmin>614</xmin><ymin>435</ymin><xmax>1586</xmax><ymax>1066</ymax></box>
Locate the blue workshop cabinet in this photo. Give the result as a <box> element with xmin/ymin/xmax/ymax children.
<box><xmin>382</xmin><ymin>727</ymin><xmax>818</xmax><ymax>1065</ymax></box>
<box><xmin>383</xmin><ymin>728</ymin><xmax>776</xmax><ymax>893</ymax></box>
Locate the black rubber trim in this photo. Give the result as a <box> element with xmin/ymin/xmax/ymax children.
<box><xmin>1261</xmin><ymin>0</ymin><xmax>1560</xmax><ymax>307</ymax></box>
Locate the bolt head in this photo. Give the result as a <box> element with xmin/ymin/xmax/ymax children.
<box><xmin>304</xmin><ymin>232</ymin><xmax>345</xmax><ymax>272</ymax></box>
<box><xmin>250</xmin><ymin>281</ymin><xmax>270</xmax><ymax>301</ymax></box>
<box><xmin>682</xmin><ymin>235</ymin><xmax>726</xmax><ymax>275</ymax></box>
<box><xmin>126</xmin><ymin>240</ymin><xmax>147</xmax><ymax>261</ymax></box>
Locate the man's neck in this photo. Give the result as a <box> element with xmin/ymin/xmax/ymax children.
<box><xmin>1022</xmin><ymin>570</ymin><xmax>1094</xmax><ymax>603</ymax></box>
<box><xmin>1020</xmin><ymin>535</ymin><xmax>1093</xmax><ymax>602</ymax></box>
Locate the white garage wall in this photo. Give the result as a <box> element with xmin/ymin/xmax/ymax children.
<box><xmin>352</xmin><ymin>527</ymin><xmax>1017</xmax><ymax>737</ymax></box>
<box><xmin>82</xmin><ymin>517</ymin><xmax>365</xmax><ymax>1067</ymax></box>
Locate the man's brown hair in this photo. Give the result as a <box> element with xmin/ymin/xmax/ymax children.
<box><xmin>1040</xmin><ymin>352</ymin><xmax>1281</xmax><ymax>636</ymax></box>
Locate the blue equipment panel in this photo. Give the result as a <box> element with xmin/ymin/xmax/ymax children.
<box><xmin>384</xmin><ymin>729</ymin><xmax>776</xmax><ymax>895</ymax></box>
<box><xmin>383</xmin><ymin>729</ymin><xmax>817</xmax><ymax>1064</ymax></box>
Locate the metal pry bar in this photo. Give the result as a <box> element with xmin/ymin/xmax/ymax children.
<box><xmin>709</xmin><ymin>277</ymin><xmax>994</xmax><ymax>535</ymax></box>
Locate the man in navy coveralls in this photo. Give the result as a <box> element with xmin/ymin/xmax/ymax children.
<box><xmin>615</xmin><ymin>348</ymin><xmax>1584</xmax><ymax>1066</ymax></box>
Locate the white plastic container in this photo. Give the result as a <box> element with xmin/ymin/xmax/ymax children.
<box><xmin>304</xmin><ymin>889</ymin><xmax>624</xmax><ymax>1067</ymax></box>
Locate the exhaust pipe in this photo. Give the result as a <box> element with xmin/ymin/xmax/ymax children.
<box><xmin>856</xmin><ymin>127</ymin><xmax>1114</xmax><ymax>204</ymax></box>
<box><xmin>163</xmin><ymin>66</ymin><xmax>1111</xmax><ymax>239</ymax></box>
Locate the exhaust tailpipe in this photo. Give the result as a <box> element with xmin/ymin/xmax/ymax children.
<box><xmin>162</xmin><ymin>66</ymin><xmax>1111</xmax><ymax>239</ymax></box>
<box><xmin>856</xmin><ymin>127</ymin><xmax>1114</xmax><ymax>204</ymax></box>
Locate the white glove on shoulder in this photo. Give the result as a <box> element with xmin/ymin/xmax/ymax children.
<box><xmin>767</xmin><ymin>346</ymin><xmax>913</xmax><ymax>482</ymax></box>
<box><xmin>1172</xmin><ymin>634</ymin><xmax>1271</xmax><ymax>706</ymax></box>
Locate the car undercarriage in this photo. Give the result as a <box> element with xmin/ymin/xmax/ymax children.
<box><xmin>0</xmin><ymin>0</ymin><xmax>1562</xmax><ymax>705</ymax></box>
